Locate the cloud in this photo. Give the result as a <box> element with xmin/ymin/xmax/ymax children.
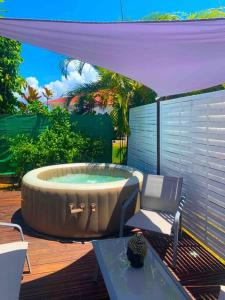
<box><xmin>46</xmin><ymin>63</ymin><xmax>98</xmax><ymax>99</ymax></box>
<box><xmin>26</xmin><ymin>76</ymin><xmax>40</xmax><ymax>89</ymax></box>
<box><xmin>17</xmin><ymin>63</ymin><xmax>99</xmax><ymax>102</ymax></box>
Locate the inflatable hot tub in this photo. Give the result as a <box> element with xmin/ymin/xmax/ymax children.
<box><xmin>21</xmin><ymin>163</ymin><xmax>143</xmax><ymax>238</ymax></box>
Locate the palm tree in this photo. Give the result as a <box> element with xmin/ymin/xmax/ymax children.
<box><xmin>59</xmin><ymin>57</ymin><xmax>156</xmax><ymax>162</ymax></box>
<box><xmin>65</xmin><ymin>67</ymin><xmax>155</xmax><ymax>163</ymax></box>
<box><xmin>66</xmin><ymin>67</ymin><xmax>154</xmax><ymax>133</ymax></box>
<box><xmin>59</xmin><ymin>58</ymin><xmax>87</xmax><ymax>78</ymax></box>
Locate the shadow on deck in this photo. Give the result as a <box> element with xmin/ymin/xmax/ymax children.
<box><xmin>0</xmin><ymin>191</ymin><xmax>224</xmax><ymax>300</ymax></box>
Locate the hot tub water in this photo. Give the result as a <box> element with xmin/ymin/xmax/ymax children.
<box><xmin>47</xmin><ymin>173</ymin><xmax>125</xmax><ymax>184</ymax></box>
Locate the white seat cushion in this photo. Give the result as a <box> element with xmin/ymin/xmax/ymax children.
<box><xmin>126</xmin><ymin>209</ymin><xmax>173</xmax><ymax>235</ymax></box>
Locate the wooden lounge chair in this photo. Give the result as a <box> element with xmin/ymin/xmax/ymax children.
<box><xmin>0</xmin><ymin>241</ymin><xmax>28</xmax><ymax>300</ymax></box>
<box><xmin>0</xmin><ymin>222</ymin><xmax>31</xmax><ymax>273</ymax></box>
<box><xmin>119</xmin><ymin>174</ymin><xmax>184</xmax><ymax>267</ymax></box>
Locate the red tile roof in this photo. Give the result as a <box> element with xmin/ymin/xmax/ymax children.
<box><xmin>47</xmin><ymin>90</ymin><xmax>113</xmax><ymax>108</ymax></box>
<box><xmin>47</xmin><ymin>97</ymin><xmax>79</xmax><ymax>106</ymax></box>
<box><xmin>47</xmin><ymin>97</ymin><xmax>65</xmax><ymax>104</ymax></box>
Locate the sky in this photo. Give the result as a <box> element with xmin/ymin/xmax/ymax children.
<box><xmin>4</xmin><ymin>0</ymin><xmax>225</xmax><ymax>99</ymax></box>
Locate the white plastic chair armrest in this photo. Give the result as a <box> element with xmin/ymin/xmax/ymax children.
<box><xmin>0</xmin><ymin>222</ymin><xmax>32</xmax><ymax>273</ymax></box>
<box><xmin>0</xmin><ymin>222</ymin><xmax>25</xmax><ymax>241</ymax></box>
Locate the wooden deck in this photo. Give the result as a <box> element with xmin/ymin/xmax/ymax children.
<box><xmin>0</xmin><ymin>190</ymin><xmax>224</xmax><ymax>300</ymax></box>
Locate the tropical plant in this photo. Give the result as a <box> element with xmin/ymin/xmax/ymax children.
<box><xmin>18</xmin><ymin>100</ymin><xmax>49</xmax><ymax>115</ymax></box>
<box><xmin>142</xmin><ymin>12</ymin><xmax>181</xmax><ymax>21</ymax></box>
<box><xmin>66</xmin><ymin>68</ymin><xmax>155</xmax><ymax>133</ymax></box>
<box><xmin>142</xmin><ymin>7</ymin><xmax>225</xmax><ymax>97</ymax></box>
<box><xmin>18</xmin><ymin>83</ymin><xmax>49</xmax><ymax>115</ymax></box>
<box><xmin>75</xmin><ymin>94</ymin><xmax>97</xmax><ymax>114</ymax></box>
<box><xmin>60</xmin><ymin>58</ymin><xmax>87</xmax><ymax>78</ymax></box>
<box><xmin>19</xmin><ymin>84</ymin><xmax>41</xmax><ymax>102</ymax></box>
<box><xmin>9</xmin><ymin>135</ymin><xmax>38</xmax><ymax>180</ymax></box>
<box><xmin>142</xmin><ymin>7</ymin><xmax>225</xmax><ymax>21</ymax></box>
<box><xmin>188</xmin><ymin>8</ymin><xmax>225</xmax><ymax>19</ymax></box>
<box><xmin>42</xmin><ymin>86</ymin><xmax>54</xmax><ymax>108</ymax></box>
<box><xmin>0</xmin><ymin>0</ymin><xmax>6</xmax><ymax>17</ymax></box>
<box><xmin>0</xmin><ymin>37</ymin><xmax>24</xmax><ymax>113</ymax></box>
<box><xmin>61</xmin><ymin>62</ymin><xmax>155</xmax><ymax>163</ymax></box>
<box><xmin>0</xmin><ymin>1</ymin><xmax>25</xmax><ymax>113</ymax></box>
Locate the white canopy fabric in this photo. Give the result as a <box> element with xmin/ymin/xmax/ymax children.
<box><xmin>0</xmin><ymin>18</ymin><xmax>225</xmax><ymax>96</ymax></box>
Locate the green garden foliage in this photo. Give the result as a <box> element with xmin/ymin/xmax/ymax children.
<box><xmin>8</xmin><ymin>109</ymin><xmax>105</xmax><ymax>180</ymax></box>
<box><xmin>188</xmin><ymin>8</ymin><xmax>225</xmax><ymax>20</ymax></box>
<box><xmin>0</xmin><ymin>109</ymin><xmax>113</xmax><ymax>180</ymax></box>
<box><xmin>142</xmin><ymin>7</ymin><xmax>225</xmax><ymax>21</ymax></box>
<box><xmin>129</xmin><ymin>85</ymin><xmax>157</xmax><ymax>108</ymax></box>
<box><xmin>0</xmin><ymin>0</ymin><xmax>6</xmax><ymax>17</ymax></box>
<box><xmin>142</xmin><ymin>13</ymin><xmax>180</xmax><ymax>21</ymax></box>
<box><xmin>142</xmin><ymin>8</ymin><xmax>225</xmax><ymax>98</ymax></box>
<box><xmin>0</xmin><ymin>1</ymin><xmax>24</xmax><ymax>114</ymax></box>
<box><xmin>18</xmin><ymin>100</ymin><xmax>49</xmax><ymax>115</ymax></box>
<box><xmin>0</xmin><ymin>37</ymin><xmax>24</xmax><ymax>114</ymax></box>
<box><xmin>74</xmin><ymin>94</ymin><xmax>96</xmax><ymax>114</ymax></box>
<box><xmin>67</xmin><ymin>67</ymin><xmax>156</xmax><ymax>139</ymax></box>
<box><xmin>18</xmin><ymin>84</ymin><xmax>51</xmax><ymax>115</ymax></box>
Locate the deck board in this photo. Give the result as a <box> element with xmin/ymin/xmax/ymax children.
<box><xmin>0</xmin><ymin>191</ymin><xmax>224</xmax><ymax>300</ymax></box>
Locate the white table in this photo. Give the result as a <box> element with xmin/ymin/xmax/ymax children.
<box><xmin>93</xmin><ymin>237</ymin><xmax>191</xmax><ymax>300</ymax></box>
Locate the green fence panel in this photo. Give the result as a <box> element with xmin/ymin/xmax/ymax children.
<box><xmin>0</xmin><ymin>114</ymin><xmax>113</xmax><ymax>175</ymax></box>
<box><xmin>70</xmin><ymin>113</ymin><xmax>113</xmax><ymax>163</ymax></box>
<box><xmin>0</xmin><ymin>114</ymin><xmax>49</xmax><ymax>175</ymax></box>
<box><xmin>0</xmin><ymin>114</ymin><xmax>48</xmax><ymax>138</ymax></box>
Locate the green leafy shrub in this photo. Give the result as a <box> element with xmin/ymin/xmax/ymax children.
<box><xmin>0</xmin><ymin>37</ymin><xmax>24</xmax><ymax>114</ymax></box>
<box><xmin>9</xmin><ymin>108</ymin><xmax>104</xmax><ymax>181</ymax></box>
<box><xmin>9</xmin><ymin>135</ymin><xmax>38</xmax><ymax>178</ymax></box>
<box><xmin>18</xmin><ymin>100</ymin><xmax>49</xmax><ymax>115</ymax></box>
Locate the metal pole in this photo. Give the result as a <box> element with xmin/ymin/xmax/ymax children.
<box><xmin>119</xmin><ymin>0</ymin><xmax>124</xmax><ymax>21</ymax></box>
<box><xmin>156</xmin><ymin>97</ymin><xmax>161</xmax><ymax>175</ymax></box>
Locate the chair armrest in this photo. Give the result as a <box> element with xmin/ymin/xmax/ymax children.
<box><xmin>119</xmin><ymin>187</ymin><xmax>139</xmax><ymax>237</ymax></box>
<box><xmin>179</xmin><ymin>195</ymin><xmax>186</xmax><ymax>209</ymax></box>
<box><xmin>174</xmin><ymin>210</ymin><xmax>181</xmax><ymax>226</ymax></box>
<box><xmin>0</xmin><ymin>222</ymin><xmax>25</xmax><ymax>241</ymax></box>
<box><xmin>174</xmin><ymin>195</ymin><xmax>186</xmax><ymax>229</ymax></box>
<box><xmin>0</xmin><ymin>222</ymin><xmax>32</xmax><ymax>273</ymax></box>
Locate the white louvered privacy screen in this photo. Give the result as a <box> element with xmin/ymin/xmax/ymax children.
<box><xmin>128</xmin><ymin>104</ymin><xmax>157</xmax><ymax>174</ymax></box>
<box><xmin>127</xmin><ymin>91</ymin><xmax>225</xmax><ymax>261</ymax></box>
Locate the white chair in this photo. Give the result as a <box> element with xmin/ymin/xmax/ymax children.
<box><xmin>0</xmin><ymin>222</ymin><xmax>31</xmax><ymax>273</ymax></box>
<box><xmin>119</xmin><ymin>174</ymin><xmax>184</xmax><ymax>267</ymax></box>
<box><xmin>219</xmin><ymin>286</ymin><xmax>225</xmax><ymax>300</ymax></box>
<box><xmin>0</xmin><ymin>241</ymin><xmax>28</xmax><ymax>300</ymax></box>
